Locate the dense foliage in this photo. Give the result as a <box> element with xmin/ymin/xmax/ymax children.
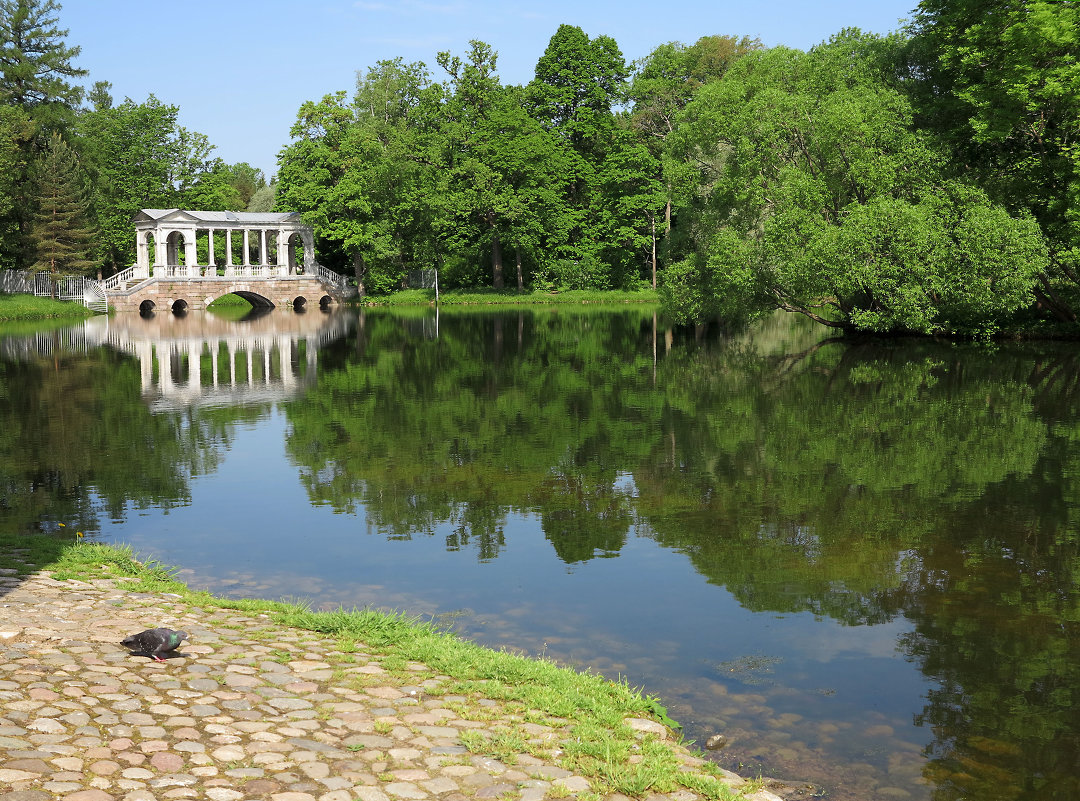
<box><xmin>0</xmin><ymin>1</ymin><xmax>270</xmax><ymax>276</ymax></box>
<box><xmin>1</xmin><ymin>0</ymin><xmax>1077</xmax><ymax>335</ymax></box>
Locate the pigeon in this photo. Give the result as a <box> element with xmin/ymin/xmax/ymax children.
<box><xmin>121</xmin><ymin>628</ymin><xmax>189</xmax><ymax>662</ymax></box>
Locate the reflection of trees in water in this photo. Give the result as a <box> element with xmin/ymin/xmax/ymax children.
<box><xmin>0</xmin><ymin>350</ymin><xmax>239</xmax><ymax>536</ymax></box>
<box><xmin>286</xmin><ymin>310</ymin><xmax>1080</xmax><ymax>801</ymax></box>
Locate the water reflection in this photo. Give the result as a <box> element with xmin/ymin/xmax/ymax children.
<box><xmin>3</xmin><ymin>308</ymin><xmax>1080</xmax><ymax>801</ymax></box>
<box><xmin>99</xmin><ymin>310</ymin><xmax>353</xmax><ymax>411</ymax></box>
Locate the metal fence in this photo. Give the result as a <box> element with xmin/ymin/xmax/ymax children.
<box><xmin>0</xmin><ymin>270</ymin><xmax>108</xmax><ymax>313</ymax></box>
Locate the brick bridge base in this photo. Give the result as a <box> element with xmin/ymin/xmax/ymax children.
<box><xmin>107</xmin><ymin>277</ymin><xmax>351</xmax><ymax>314</ymax></box>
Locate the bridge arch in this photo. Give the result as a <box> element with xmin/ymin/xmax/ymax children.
<box><xmin>228</xmin><ymin>290</ymin><xmax>275</xmax><ymax>309</ymax></box>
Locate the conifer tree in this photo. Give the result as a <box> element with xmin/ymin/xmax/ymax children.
<box><xmin>0</xmin><ymin>0</ymin><xmax>86</xmax><ymax>269</ymax></box>
<box><xmin>29</xmin><ymin>131</ymin><xmax>94</xmax><ymax>274</ymax></box>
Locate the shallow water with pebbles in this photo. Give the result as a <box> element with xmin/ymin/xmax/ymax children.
<box><xmin>0</xmin><ymin>559</ymin><xmax>782</xmax><ymax>801</ymax></box>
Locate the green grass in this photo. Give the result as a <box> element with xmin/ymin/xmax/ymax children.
<box><xmin>360</xmin><ymin>288</ymin><xmax>660</xmax><ymax>307</ymax></box>
<box><xmin>0</xmin><ymin>293</ymin><xmax>95</xmax><ymax>321</ymax></box>
<box><xmin>207</xmin><ymin>293</ymin><xmax>255</xmax><ymax>308</ymax></box>
<box><xmin>0</xmin><ymin>533</ymin><xmax>745</xmax><ymax>800</ymax></box>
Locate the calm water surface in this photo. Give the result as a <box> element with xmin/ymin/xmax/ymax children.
<box><xmin>3</xmin><ymin>306</ymin><xmax>1079</xmax><ymax>801</ymax></box>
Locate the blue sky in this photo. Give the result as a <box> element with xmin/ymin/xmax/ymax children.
<box><xmin>62</xmin><ymin>1</ymin><xmax>917</xmax><ymax>177</ymax></box>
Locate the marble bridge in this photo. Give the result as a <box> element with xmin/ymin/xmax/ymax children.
<box><xmin>103</xmin><ymin>209</ymin><xmax>357</xmax><ymax>313</ymax></box>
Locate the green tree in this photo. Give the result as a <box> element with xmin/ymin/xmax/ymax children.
<box><xmin>77</xmin><ymin>92</ymin><xmax>219</xmax><ymax>273</ymax></box>
<box><xmin>0</xmin><ymin>104</ymin><xmax>34</xmax><ymax>269</ymax></box>
<box><xmin>225</xmin><ymin>161</ymin><xmax>265</xmax><ymax>209</ymax></box>
<box><xmin>0</xmin><ymin>0</ymin><xmax>86</xmax><ymax>269</ymax></box>
<box><xmin>662</xmin><ymin>31</ymin><xmax>1048</xmax><ymax>334</ymax></box>
<box><xmin>909</xmin><ymin>0</ymin><xmax>1080</xmax><ymax>321</ymax></box>
<box><xmin>181</xmin><ymin>158</ymin><xmax>242</xmax><ymax>211</ymax></box>
<box><xmin>248</xmin><ymin>181</ymin><xmax>275</xmax><ymax>212</ymax></box>
<box><xmin>0</xmin><ymin>0</ymin><xmax>83</xmax><ymax>105</ymax></box>
<box><xmin>629</xmin><ymin>36</ymin><xmax>761</xmax><ymax>283</ymax></box>
<box><xmin>528</xmin><ymin>24</ymin><xmax>627</xmax><ymax>160</ymax></box>
<box><xmin>434</xmin><ymin>43</ymin><xmax>575</xmax><ymax>288</ymax></box>
<box><xmin>278</xmin><ymin>91</ymin><xmax>374</xmax><ymax>290</ymax></box>
<box><xmin>28</xmin><ymin>130</ymin><xmax>93</xmax><ymax>273</ymax></box>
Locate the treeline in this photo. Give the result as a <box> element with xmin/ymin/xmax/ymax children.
<box><xmin>0</xmin><ymin>0</ymin><xmax>274</xmax><ymax>277</ymax></box>
<box><xmin>278</xmin><ymin>1</ymin><xmax>1078</xmax><ymax>336</ymax></box>
<box><xmin>3</xmin><ymin>0</ymin><xmax>1078</xmax><ymax>336</ymax></box>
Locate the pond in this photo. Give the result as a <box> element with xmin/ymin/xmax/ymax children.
<box><xmin>2</xmin><ymin>305</ymin><xmax>1079</xmax><ymax>801</ymax></box>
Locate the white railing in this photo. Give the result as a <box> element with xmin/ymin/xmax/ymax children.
<box><xmin>315</xmin><ymin>263</ymin><xmax>354</xmax><ymax>295</ymax></box>
<box><xmin>103</xmin><ymin>265</ymin><xmax>137</xmax><ymax>290</ymax></box>
<box><xmin>0</xmin><ymin>269</ymin><xmax>108</xmax><ymax>313</ymax></box>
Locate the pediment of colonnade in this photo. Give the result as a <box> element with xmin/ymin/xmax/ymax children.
<box><xmin>134</xmin><ymin>209</ymin><xmax>306</xmax><ymax>231</ymax></box>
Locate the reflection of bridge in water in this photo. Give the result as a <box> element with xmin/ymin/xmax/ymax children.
<box><xmin>0</xmin><ymin>311</ymin><xmax>354</xmax><ymax>411</ymax></box>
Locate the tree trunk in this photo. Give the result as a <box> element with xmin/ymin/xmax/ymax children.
<box><xmin>515</xmin><ymin>248</ymin><xmax>523</xmax><ymax>290</ymax></box>
<box><xmin>650</xmin><ymin>215</ymin><xmax>657</xmax><ymax>290</ymax></box>
<box><xmin>492</xmin><ymin>231</ymin><xmax>504</xmax><ymax>289</ymax></box>
<box><xmin>352</xmin><ymin>252</ymin><xmax>366</xmax><ymax>299</ymax></box>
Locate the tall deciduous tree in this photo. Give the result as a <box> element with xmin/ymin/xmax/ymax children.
<box><xmin>528</xmin><ymin>24</ymin><xmax>627</xmax><ymax>159</ymax></box>
<box><xmin>77</xmin><ymin>92</ymin><xmax>219</xmax><ymax>273</ymax></box>
<box><xmin>629</xmin><ymin>35</ymin><xmax>761</xmax><ymax>283</ymax></box>
<box><xmin>28</xmin><ymin>130</ymin><xmax>93</xmax><ymax>274</ymax></box>
<box><xmin>436</xmin><ymin>42</ymin><xmax>575</xmax><ymax>288</ymax></box>
<box><xmin>910</xmin><ymin>0</ymin><xmax>1080</xmax><ymax>319</ymax></box>
<box><xmin>663</xmin><ymin>30</ymin><xmax>1048</xmax><ymax>334</ymax></box>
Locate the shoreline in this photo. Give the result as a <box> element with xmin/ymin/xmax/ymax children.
<box><xmin>0</xmin><ymin>538</ymin><xmax>785</xmax><ymax>801</ymax></box>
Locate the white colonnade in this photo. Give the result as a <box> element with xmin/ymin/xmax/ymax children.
<box><xmin>133</xmin><ymin>209</ymin><xmax>316</xmax><ymax>280</ymax></box>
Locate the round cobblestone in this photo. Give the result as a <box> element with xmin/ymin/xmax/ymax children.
<box><xmin>0</xmin><ymin>570</ymin><xmax>779</xmax><ymax>801</ymax></box>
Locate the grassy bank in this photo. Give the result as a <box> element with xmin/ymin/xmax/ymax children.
<box><xmin>1</xmin><ymin>533</ymin><xmax>749</xmax><ymax>800</ymax></box>
<box><xmin>0</xmin><ymin>293</ymin><xmax>95</xmax><ymax>321</ymax></box>
<box><xmin>360</xmin><ymin>288</ymin><xmax>660</xmax><ymax>307</ymax></box>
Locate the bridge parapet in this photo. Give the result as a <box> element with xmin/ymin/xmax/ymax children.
<box><xmin>106</xmin><ymin>275</ymin><xmax>356</xmax><ymax>314</ymax></box>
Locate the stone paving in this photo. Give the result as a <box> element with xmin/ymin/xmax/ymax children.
<box><xmin>0</xmin><ymin>560</ymin><xmax>783</xmax><ymax>801</ymax></box>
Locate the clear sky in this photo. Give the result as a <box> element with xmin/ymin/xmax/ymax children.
<box><xmin>61</xmin><ymin>1</ymin><xmax>918</xmax><ymax>178</ymax></box>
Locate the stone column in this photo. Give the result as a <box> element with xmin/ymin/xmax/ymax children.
<box><xmin>137</xmin><ymin>233</ymin><xmax>149</xmax><ymax>273</ymax></box>
<box><xmin>154</xmin><ymin>229</ymin><xmax>167</xmax><ymax>276</ymax></box>
<box><xmin>184</xmin><ymin>233</ymin><xmax>198</xmax><ymax>274</ymax></box>
<box><xmin>225</xmin><ymin>230</ymin><xmax>234</xmax><ymax>271</ymax></box>
<box><xmin>259</xmin><ymin>229</ymin><xmax>268</xmax><ymax>266</ymax></box>
<box><xmin>242</xmin><ymin>230</ymin><xmax>250</xmax><ymax>268</ymax></box>
<box><xmin>277</xmin><ymin>230</ymin><xmax>289</xmax><ymax>274</ymax></box>
<box><xmin>303</xmin><ymin>234</ymin><xmax>315</xmax><ymax>272</ymax></box>
<box><xmin>208</xmin><ymin>229</ymin><xmax>216</xmax><ymax>268</ymax></box>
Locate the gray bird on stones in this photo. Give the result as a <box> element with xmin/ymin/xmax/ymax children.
<box><xmin>121</xmin><ymin>628</ymin><xmax>189</xmax><ymax>662</ymax></box>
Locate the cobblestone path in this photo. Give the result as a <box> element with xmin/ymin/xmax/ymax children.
<box><xmin>0</xmin><ymin>562</ymin><xmax>781</xmax><ymax>801</ymax></box>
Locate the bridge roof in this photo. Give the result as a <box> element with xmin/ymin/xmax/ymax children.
<box><xmin>136</xmin><ymin>209</ymin><xmax>302</xmax><ymax>225</ymax></box>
